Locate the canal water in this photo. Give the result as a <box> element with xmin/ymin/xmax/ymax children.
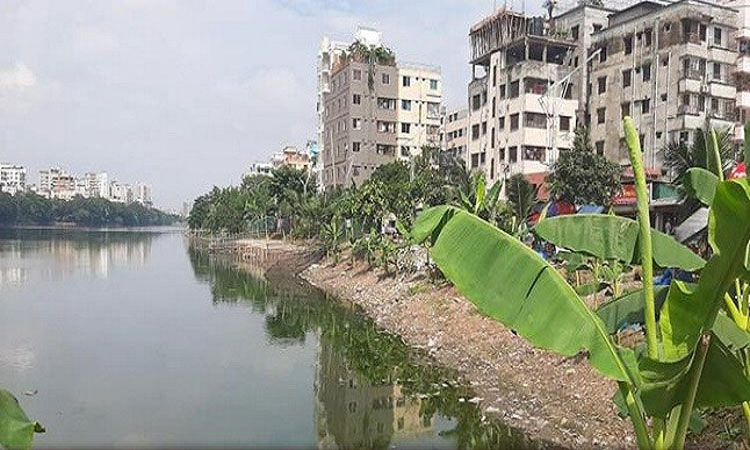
<box><xmin>0</xmin><ymin>229</ymin><xmax>541</xmax><ymax>449</ymax></box>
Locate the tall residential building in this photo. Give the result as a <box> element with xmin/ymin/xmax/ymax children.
<box><xmin>586</xmin><ymin>0</ymin><xmax>739</xmax><ymax>172</ymax></box>
<box><xmin>320</xmin><ymin>27</ymin><xmax>443</xmax><ymax>190</ymax></box>
<box><xmin>110</xmin><ymin>182</ymin><xmax>133</xmax><ymax>204</ymax></box>
<box><xmin>38</xmin><ymin>167</ymin><xmax>65</xmax><ymax>197</ymax></box>
<box><xmin>725</xmin><ymin>0</ymin><xmax>750</xmax><ymax>138</ymax></box>
<box><xmin>135</xmin><ymin>183</ymin><xmax>153</xmax><ymax>206</ymax></box>
<box><xmin>84</xmin><ymin>172</ymin><xmax>109</xmax><ymax>199</ymax></box>
<box><xmin>317</xmin><ymin>36</ymin><xmax>350</xmax><ymax>190</ymax></box>
<box><xmin>467</xmin><ymin>9</ymin><xmax>578</xmax><ymax>190</ymax></box>
<box><xmin>0</xmin><ymin>163</ymin><xmax>26</xmax><ymax>195</ymax></box>
<box><xmin>443</xmin><ymin>107</ymin><xmax>469</xmax><ymax>161</ymax></box>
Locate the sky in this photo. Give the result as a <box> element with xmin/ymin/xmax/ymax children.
<box><xmin>0</xmin><ymin>0</ymin><xmax>546</xmax><ymax>210</ymax></box>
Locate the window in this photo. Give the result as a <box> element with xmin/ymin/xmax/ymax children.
<box><xmin>624</xmin><ymin>35</ymin><xmax>633</xmax><ymax>54</ymax></box>
<box><xmin>524</xmin><ymin>112</ymin><xmax>546</xmax><ymax>129</ymax></box>
<box><xmin>401</xmin><ymin>99</ymin><xmax>411</xmax><ymax>111</ymax></box>
<box><xmin>472</xmin><ymin>124</ymin><xmax>480</xmax><ymax>140</ymax></box>
<box><xmin>524</xmin><ymin>146</ymin><xmax>545</xmax><ymax>161</ymax></box>
<box><xmin>623</xmin><ymin>69</ymin><xmax>632</xmax><ymax>88</ymax></box>
<box><xmin>600</xmin><ymin>46</ymin><xmax>607</xmax><ymax>62</ymax></box>
<box><xmin>711</xmin><ymin>98</ymin><xmax>719</xmax><ymax>112</ymax></box>
<box><xmin>664</xmin><ymin>23</ymin><xmax>672</xmax><ymax>33</ymax></box>
<box><xmin>641</xmin><ymin>98</ymin><xmax>650</xmax><ymax>114</ymax></box>
<box><xmin>597</xmin><ymin>107</ymin><xmax>606</xmax><ymax>124</ymax></box>
<box><xmin>427</xmin><ymin>102</ymin><xmax>440</xmax><ymax>118</ymax></box>
<box><xmin>598</xmin><ymin>76</ymin><xmax>607</xmax><ymax>94</ymax></box>
<box><xmin>377</xmin><ymin>121</ymin><xmax>396</xmax><ymax>133</ymax></box>
<box><xmin>714</xmin><ymin>27</ymin><xmax>723</xmax><ymax>46</ymax></box>
<box><xmin>509</xmin><ymin>80</ymin><xmax>520</xmax><ymax>98</ymax></box>
<box><xmin>352</xmin><ymin>142</ymin><xmax>361</xmax><ymax>152</ymax></box>
<box><xmin>353</xmin><ymin>94</ymin><xmax>361</xmax><ymax>105</ymax></box>
<box><xmin>471</xmin><ymin>153</ymin><xmax>479</xmax><ymax>168</ymax></box>
<box><xmin>644</xmin><ymin>28</ymin><xmax>653</xmax><ymax>46</ymax></box>
<box><xmin>492</xmin><ymin>97</ymin><xmax>496</xmax><ymax>118</ymax></box>
<box><xmin>353</xmin><ymin>69</ymin><xmax>361</xmax><ymax>81</ymax></box>
<box><xmin>525</xmin><ymin>78</ymin><xmax>548</xmax><ymax>95</ymax></box>
<box><xmin>662</xmin><ymin>54</ymin><xmax>669</xmax><ymax>66</ymax></box>
<box><xmin>700</xmin><ymin>24</ymin><xmax>707</xmax><ymax>42</ymax></box>
<box><xmin>499</xmin><ymin>84</ymin><xmax>506</xmax><ymax>99</ymax></box>
<box><xmin>509</xmin><ymin>146</ymin><xmax>518</xmax><ymax>163</ymax></box>
<box><xmin>472</xmin><ymin>94</ymin><xmax>481</xmax><ymax>111</ymax></box>
<box><xmin>560</xmin><ymin>116</ymin><xmax>571</xmax><ymax>131</ymax></box>
<box><xmin>382</xmin><ymin>73</ymin><xmax>390</xmax><ymax>84</ymax></box>
<box><xmin>498</xmin><ymin>116</ymin><xmax>505</xmax><ymax>129</ymax></box>
<box><xmin>643</xmin><ymin>63</ymin><xmax>651</xmax><ymax>81</ymax></box>
<box><xmin>400</xmin><ymin>146</ymin><xmax>410</xmax><ymax>157</ymax></box>
<box><xmin>402</xmin><ymin>76</ymin><xmax>410</xmax><ymax>87</ymax></box>
<box><xmin>491</xmin><ymin>127</ymin><xmax>495</xmax><ymax>148</ymax></box>
<box><xmin>377</xmin><ymin>97</ymin><xmax>396</xmax><ymax>110</ymax></box>
<box><xmin>571</xmin><ymin>25</ymin><xmax>580</xmax><ymax>41</ymax></box>
<box><xmin>492</xmin><ymin>66</ymin><xmax>497</xmax><ymax>86</ymax></box>
<box><xmin>661</xmin><ymin>93</ymin><xmax>667</xmax><ymax>102</ymax></box>
<box><xmin>510</xmin><ymin>113</ymin><xmax>519</xmax><ymax>131</ymax></box>
<box><xmin>481</xmin><ymin>121</ymin><xmax>487</xmax><ymax>135</ymax></box>
<box><xmin>713</xmin><ymin>62</ymin><xmax>721</xmax><ymax>80</ymax></box>
<box><xmin>401</xmin><ymin>122</ymin><xmax>410</xmax><ymax>133</ymax></box>
<box><xmin>430</xmin><ymin>79</ymin><xmax>439</xmax><ymax>90</ymax></box>
<box><xmin>352</xmin><ymin>118</ymin><xmax>361</xmax><ymax>129</ymax></box>
<box><xmin>621</xmin><ymin>102</ymin><xmax>630</xmax><ymax>118</ymax></box>
<box><xmin>595</xmin><ymin>141</ymin><xmax>604</xmax><ymax>155</ymax></box>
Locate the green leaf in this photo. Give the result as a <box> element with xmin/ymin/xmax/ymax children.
<box><xmin>411</xmin><ymin>205</ymin><xmax>454</xmax><ymax>244</ymax></box>
<box><xmin>683</xmin><ymin>167</ymin><xmax>719</xmax><ymax>206</ymax></box>
<box><xmin>533</xmin><ymin>214</ymin><xmax>705</xmax><ymax>271</ymax></box>
<box><xmin>413</xmin><ymin>206</ymin><xmax>635</xmax><ymax>382</ymax></box>
<box><xmin>712</xmin><ymin>310</ymin><xmax>750</xmax><ymax>351</ymax></box>
<box><xmin>639</xmin><ymin>334</ymin><xmax>750</xmax><ymax>417</ymax></box>
<box><xmin>596</xmin><ymin>286</ymin><xmax>669</xmax><ymax>334</ymax></box>
<box><xmin>659</xmin><ymin>179</ymin><xmax>750</xmax><ymax>361</ymax></box>
<box><xmin>0</xmin><ymin>389</ymin><xmax>44</xmax><ymax>450</ymax></box>
<box><xmin>706</xmin><ymin>128</ymin><xmax>724</xmax><ymax>181</ymax></box>
<box><xmin>558</xmin><ymin>251</ymin><xmax>588</xmax><ymax>272</ymax></box>
<box><xmin>575</xmin><ymin>281</ymin><xmax>600</xmax><ymax>296</ymax></box>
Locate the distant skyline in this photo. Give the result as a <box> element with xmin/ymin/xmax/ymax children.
<box><xmin>0</xmin><ymin>0</ymin><xmax>547</xmax><ymax>209</ymax></box>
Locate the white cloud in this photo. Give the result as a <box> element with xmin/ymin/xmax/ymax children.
<box><xmin>0</xmin><ymin>62</ymin><xmax>36</xmax><ymax>89</ymax></box>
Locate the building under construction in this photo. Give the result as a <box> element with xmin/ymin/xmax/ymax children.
<box><xmin>466</xmin><ymin>8</ymin><xmax>580</xmax><ymax>193</ymax></box>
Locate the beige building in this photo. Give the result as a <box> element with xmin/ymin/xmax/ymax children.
<box><xmin>320</xmin><ymin>28</ymin><xmax>442</xmax><ymax>190</ymax></box>
<box><xmin>443</xmin><ymin>107</ymin><xmax>469</xmax><ymax>161</ymax></box>
<box><xmin>587</xmin><ymin>0</ymin><xmax>739</xmax><ymax>172</ymax></box>
<box><xmin>467</xmin><ymin>10</ymin><xmax>579</xmax><ymax>190</ymax></box>
<box><xmin>271</xmin><ymin>145</ymin><xmax>311</xmax><ymax>171</ymax></box>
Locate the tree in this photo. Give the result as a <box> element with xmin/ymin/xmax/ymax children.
<box><xmin>547</xmin><ymin>126</ymin><xmax>621</xmax><ymax>207</ymax></box>
<box><xmin>505</xmin><ymin>173</ymin><xmax>538</xmax><ymax>221</ymax></box>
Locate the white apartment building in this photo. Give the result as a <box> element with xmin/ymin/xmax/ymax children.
<box><xmin>317</xmin><ymin>36</ymin><xmax>350</xmax><ymax>190</ymax></box>
<box><xmin>0</xmin><ymin>163</ymin><xmax>26</xmax><ymax>195</ymax></box>
<box><xmin>85</xmin><ymin>172</ymin><xmax>109</xmax><ymax>199</ymax></box>
<box><xmin>134</xmin><ymin>183</ymin><xmax>152</xmax><ymax>206</ymax></box>
<box><xmin>467</xmin><ymin>10</ymin><xmax>578</xmax><ymax>188</ymax></box>
<box><xmin>725</xmin><ymin>0</ymin><xmax>750</xmax><ymax>139</ymax></box>
<box><xmin>395</xmin><ymin>63</ymin><xmax>443</xmax><ymax>160</ymax></box>
<box><xmin>443</xmin><ymin>107</ymin><xmax>469</xmax><ymax>161</ymax></box>
<box><xmin>110</xmin><ymin>182</ymin><xmax>134</xmax><ymax>204</ymax></box>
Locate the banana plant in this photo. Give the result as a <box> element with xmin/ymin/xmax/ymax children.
<box><xmin>320</xmin><ymin>216</ymin><xmax>344</xmax><ymax>264</ymax></box>
<box><xmin>0</xmin><ymin>389</ymin><xmax>44</xmax><ymax>450</ymax></box>
<box><xmin>681</xmin><ymin>123</ymin><xmax>750</xmax><ymax>436</ymax></box>
<box><xmin>411</xmin><ymin>117</ymin><xmax>750</xmax><ymax>449</ymax></box>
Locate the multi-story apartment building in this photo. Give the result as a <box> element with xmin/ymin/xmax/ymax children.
<box><xmin>38</xmin><ymin>167</ymin><xmax>64</xmax><ymax>197</ymax></box>
<box><xmin>725</xmin><ymin>0</ymin><xmax>750</xmax><ymax>138</ymax></box>
<box><xmin>134</xmin><ymin>183</ymin><xmax>153</xmax><ymax>206</ymax></box>
<box><xmin>320</xmin><ymin>28</ymin><xmax>442</xmax><ymax>190</ymax></box>
<box><xmin>110</xmin><ymin>182</ymin><xmax>134</xmax><ymax>204</ymax></box>
<box><xmin>587</xmin><ymin>0</ymin><xmax>739</xmax><ymax>172</ymax></box>
<box><xmin>443</xmin><ymin>107</ymin><xmax>469</xmax><ymax>161</ymax></box>
<box><xmin>317</xmin><ymin>36</ymin><xmax>350</xmax><ymax>189</ymax></box>
<box><xmin>467</xmin><ymin>10</ymin><xmax>579</xmax><ymax>190</ymax></box>
<box><xmin>84</xmin><ymin>172</ymin><xmax>109</xmax><ymax>199</ymax></box>
<box><xmin>0</xmin><ymin>163</ymin><xmax>26</xmax><ymax>195</ymax></box>
<box><xmin>270</xmin><ymin>145</ymin><xmax>311</xmax><ymax>171</ymax></box>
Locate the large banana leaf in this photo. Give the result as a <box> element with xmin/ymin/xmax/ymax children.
<box><xmin>412</xmin><ymin>206</ymin><xmax>635</xmax><ymax>382</ymax></box>
<box><xmin>0</xmin><ymin>389</ymin><xmax>44</xmax><ymax>450</ymax></box>
<box><xmin>533</xmin><ymin>215</ymin><xmax>705</xmax><ymax>271</ymax></box>
<box><xmin>659</xmin><ymin>179</ymin><xmax>750</xmax><ymax>361</ymax></box>
<box><xmin>638</xmin><ymin>334</ymin><xmax>750</xmax><ymax>417</ymax></box>
<box><xmin>683</xmin><ymin>167</ymin><xmax>718</xmax><ymax>206</ymax></box>
<box><xmin>596</xmin><ymin>287</ymin><xmax>669</xmax><ymax>334</ymax></box>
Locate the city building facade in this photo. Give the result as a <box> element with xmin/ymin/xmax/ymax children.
<box><xmin>443</xmin><ymin>107</ymin><xmax>469</xmax><ymax>161</ymax></box>
<box><xmin>0</xmin><ymin>163</ymin><xmax>26</xmax><ymax>195</ymax></box>
<box><xmin>320</xmin><ymin>27</ymin><xmax>443</xmax><ymax>190</ymax></box>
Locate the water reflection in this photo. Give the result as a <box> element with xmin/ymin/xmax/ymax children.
<box><xmin>188</xmin><ymin>247</ymin><xmax>549</xmax><ymax>450</ymax></box>
<box><xmin>0</xmin><ymin>228</ymin><xmax>156</xmax><ymax>284</ymax></box>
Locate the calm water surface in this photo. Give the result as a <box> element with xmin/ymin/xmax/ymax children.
<box><xmin>0</xmin><ymin>229</ymin><xmax>540</xmax><ymax>449</ymax></box>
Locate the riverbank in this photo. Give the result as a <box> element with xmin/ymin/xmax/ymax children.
<box><xmin>212</xmin><ymin>240</ymin><xmax>736</xmax><ymax>449</ymax></box>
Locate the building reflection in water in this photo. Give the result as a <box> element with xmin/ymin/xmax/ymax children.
<box><xmin>315</xmin><ymin>336</ymin><xmax>434</xmax><ymax>450</ymax></box>
<box><xmin>0</xmin><ymin>229</ymin><xmax>155</xmax><ymax>285</ymax></box>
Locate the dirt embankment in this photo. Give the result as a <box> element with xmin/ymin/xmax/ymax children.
<box><xmin>300</xmin><ymin>257</ymin><xmax>636</xmax><ymax>449</ymax></box>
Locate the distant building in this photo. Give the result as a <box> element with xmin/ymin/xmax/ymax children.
<box><xmin>0</xmin><ymin>163</ymin><xmax>26</xmax><ymax>195</ymax></box>
<box><xmin>320</xmin><ymin>27</ymin><xmax>443</xmax><ymax>190</ymax></box>
<box><xmin>244</xmin><ymin>162</ymin><xmax>273</xmax><ymax>178</ymax></box>
<box><xmin>109</xmin><ymin>181</ymin><xmax>133</xmax><ymax>204</ymax></box>
<box><xmin>134</xmin><ymin>183</ymin><xmax>152</xmax><ymax>206</ymax></box>
<box><xmin>38</xmin><ymin>167</ymin><xmax>65</xmax><ymax>198</ymax></box>
<box><xmin>85</xmin><ymin>172</ymin><xmax>109</xmax><ymax>199</ymax></box>
<box><xmin>50</xmin><ymin>172</ymin><xmax>76</xmax><ymax>201</ymax></box>
<box><xmin>272</xmin><ymin>146</ymin><xmax>311</xmax><ymax>171</ymax></box>
<box><xmin>443</xmin><ymin>107</ymin><xmax>469</xmax><ymax>162</ymax></box>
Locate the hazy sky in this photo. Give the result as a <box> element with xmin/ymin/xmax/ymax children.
<box><xmin>0</xmin><ymin>0</ymin><xmax>545</xmax><ymax>210</ymax></box>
